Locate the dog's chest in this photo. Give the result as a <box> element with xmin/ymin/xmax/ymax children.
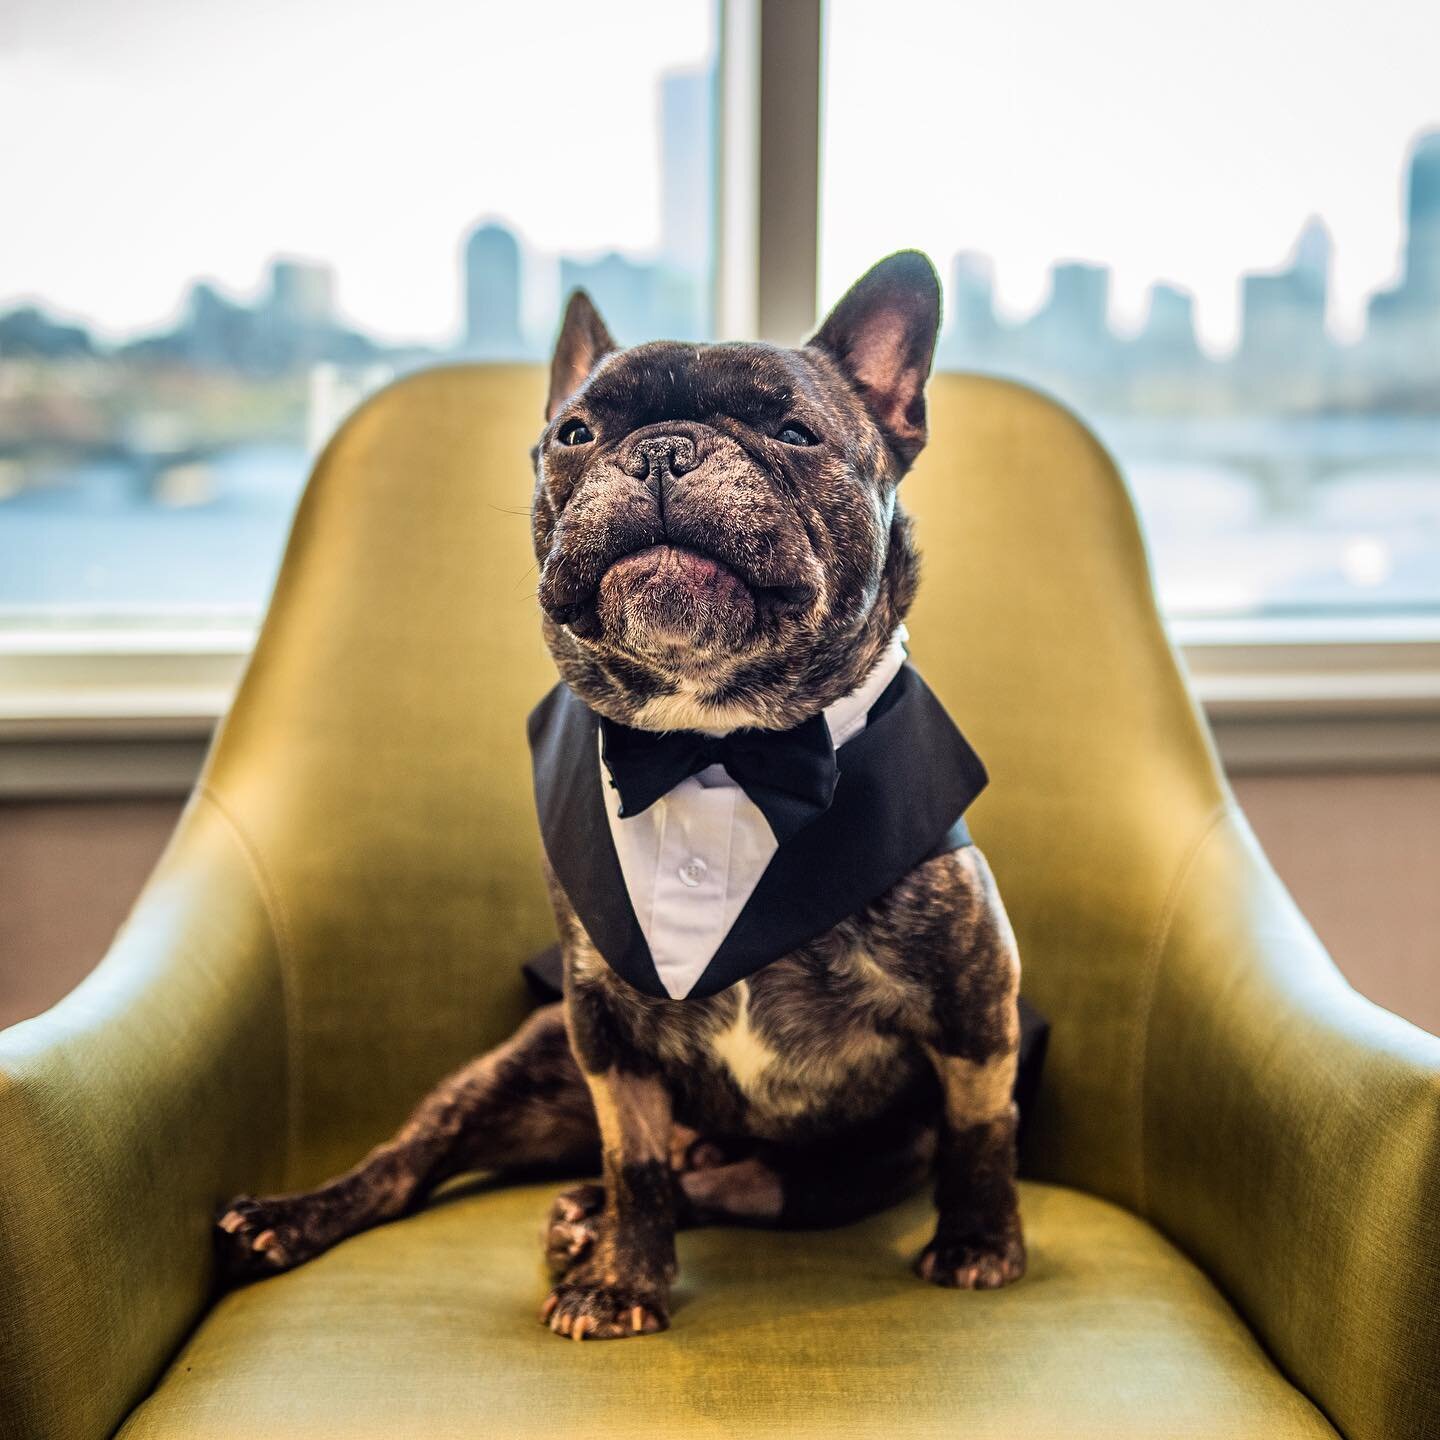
<box><xmin>708</xmin><ymin>981</ymin><xmax>778</xmax><ymax>1092</ymax></box>
<box><xmin>681</xmin><ymin>944</ymin><xmax>920</xmax><ymax>1134</ymax></box>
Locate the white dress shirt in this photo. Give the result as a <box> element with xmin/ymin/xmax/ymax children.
<box><xmin>600</xmin><ymin>626</ymin><xmax>910</xmax><ymax>999</ymax></box>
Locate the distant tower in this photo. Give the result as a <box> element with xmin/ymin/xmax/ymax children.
<box><xmin>1402</xmin><ymin>129</ymin><xmax>1440</xmax><ymax>300</ymax></box>
<box><xmin>1366</xmin><ymin>130</ymin><xmax>1440</xmax><ymax>379</ymax></box>
<box><xmin>1239</xmin><ymin>217</ymin><xmax>1330</xmax><ymax>365</ymax></box>
<box><xmin>185</xmin><ymin>281</ymin><xmax>246</xmax><ymax>367</ymax></box>
<box><xmin>1136</xmin><ymin>282</ymin><xmax>1199</xmax><ymax>362</ymax></box>
<box><xmin>944</xmin><ymin>252</ymin><xmax>998</xmax><ymax>361</ymax></box>
<box><xmin>268</xmin><ymin>258</ymin><xmax>336</xmax><ymax>329</ymax></box>
<box><xmin>1029</xmin><ymin>261</ymin><xmax>1111</xmax><ymax>359</ymax></box>
<box><xmin>660</xmin><ymin>67</ymin><xmax>715</xmax><ymax>273</ymax></box>
<box><xmin>559</xmin><ymin>252</ymin><xmax>659</xmax><ymax>344</ymax></box>
<box><xmin>657</xmin><ymin>65</ymin><xmax>715</xmax><ymax>339</ymax></box>
<box><xmin>464</xmin><ymin>222</ymin><xmax>523</xmax><ymax>355</ymax></box>
<box><xmin>1291</xmin><ymin>215</ymin><xmax>1332</xmax><ymax>287</ymax></box>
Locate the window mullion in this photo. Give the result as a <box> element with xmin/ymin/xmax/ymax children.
<box><xmin>715</xmin><ymin>0</ymin><xmax>823</xmax><ymax>344</ymax></box>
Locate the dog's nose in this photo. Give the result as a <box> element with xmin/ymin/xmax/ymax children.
<box><xmin>627</xmin><ymin>434</ymin><xmax>698</xmax><ymax>481</ymax></box>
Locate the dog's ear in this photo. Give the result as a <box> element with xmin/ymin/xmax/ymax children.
<box><xmin>547</xmin><ymin>290</ymin><xmax>616</xmax><ymax>420</ymax></box>
<box><xmin>808</xmin><ymin>251</ymin><xmax>941</xmax><ymax>465</ymax></box>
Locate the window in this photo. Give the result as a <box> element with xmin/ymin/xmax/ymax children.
<box><xmin>0</xmin><ymin>0</ymin><xmax>716</xmax><ymax>624</ymax></box>
<box><xmin>822</xmin><ymin>0</ymin><xmax>1440</xmax><ymax>623</ymax></box>
<box><xmin>3</xmin><ymin>0</ymin><xmax>1437</xmax><ymax>775</ymax></box>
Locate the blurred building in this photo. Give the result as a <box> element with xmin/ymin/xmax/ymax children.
<box><xmin>1134</xmin><ymin>282</ymin><xmax>1201</xmax><ymax>366</ymax></box>
<box><xmin>267</xmin><ymin>259</ymin><xmax>336</xmax><ymax>330</ymax></box>
<box><xmin>1239</xmin><ymin>217</ymin><xmax>1331</xmax><ymax>371</ymax></box>
<box><xmin>657</xmin><ymin>66</ymin><xmax>715</xmax><ymax>340</ymax></box>
<box><xmin>559</xmin><ymin>252</ymin><xmax>661</xmax><ymax>343</ymax></box>
<box><xmin>183</xmin><ymin>281</ymin><xmax>250</xmax><ymax>368</ymax></box>
<box><xmin>1366</xmin><ymin>130</ymin><xmax>1440</xmax><ymax>386</ymax></box>
<box><xmin>660</xmin><ymin>68</ymin><xmax>715</xmax><ymax>274</ymax></box>
<box><xmin>463</xmin><ymin>222</ymin><xmax>524</xmax><ymax>356</ymax></box>
<box><xmin>118</xmin><ymin>258</ymin><xmax>375</xmax><ymax>375</ymax></box>
<box><xmin>1022</xmin><ymin>261</ymin><xmax>1113</xmax><ymax>371</ymax></box>
<box><xmin>1401</xmin><ymin>129</ymin><xmax>1440</xmax><ymax>300</ymax></box>
<box><xmin>0</xmin><ymin>306</ymin><xmax>95</xmax><ymax>359</ymax></box>
<box><xmin>938</xmin><ymin>252</ymin><xmax>999</xmax><ymax>368</ymax></box>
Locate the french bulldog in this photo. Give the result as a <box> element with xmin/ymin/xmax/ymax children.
<box><xmin>216</xmin><ymin>251</ymin><xmax>1026</xmax><ymax>1339</ymax></box>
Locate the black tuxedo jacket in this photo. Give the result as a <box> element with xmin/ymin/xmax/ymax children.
<box><xmin>528</xmin><ymin>663</ymin><xmax>989</xmax><ymax>1000</ymax></box>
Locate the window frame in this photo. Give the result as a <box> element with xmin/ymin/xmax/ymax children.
<box><xmin>2</xmin><ymin>0</ymin><xmax>1437</xmax><ymax>795</ymax></box>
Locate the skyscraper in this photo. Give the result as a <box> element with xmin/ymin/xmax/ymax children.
<box><xmin>463</xmin><ymin>222</ymin><xmax>523</xmax><ymax>356</ymax></box>
<box><xmin>657</xmin><ymin>65</ymin><xmax>715</xmax><ymax>339</ymax></box>
<box><xmin>1022</xmin><ymin>260</ymin><xmax>1112</xmax><ymax>371</ymax></box>
<box><xmin>1239</xmin><ymin>217</ymin><xmax>1330</xmax><ymax>367</ymax></box>
<box><xmin>184</xmin><ymin>281</ymin><xmax>247</xmax><ymax>368</ymax></box>
<box><xmin>559</xmin><ymin>252</ymin><xmax>660</xmax><ymax>344</ymax></box>
<box><xmin>268</xmin><ymin>258</ymin><xmax>336</xmax><ymax>330</ymax></box>
<box><xmin>942</xmin><ymin>252</ymin><xmax>998</xmax><ymax>363</ymax></box>
<box><xmin>660</xmin><ymin>67</ymin><xmax>715</xmax><ymax>274</ymax></box>
<box><xmin>1402</xmin><ymin>129</ymin><xmax>1440</xmax><ymax>301</ymax></box>
<box><xmin>1365</xmin><ymin>131</ymin><xmax>1440</xmax><ymax>381</ymax></box>
<box><xmin>1135</xmin><ymin>282</ymin><xmax>1200</xmax><ymax>364</ymax></box>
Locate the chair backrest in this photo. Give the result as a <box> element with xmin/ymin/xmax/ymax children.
<box><xmin>202</xmin><ymin>364</ymin><xmax>1230</xmax><ymax>1201</ymax></box>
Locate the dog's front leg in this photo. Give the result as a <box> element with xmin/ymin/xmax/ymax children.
<box><xmin>542</xmin><ymin>986</ymin><xmax>676</xmax><ymax>1339</ymax></box>
<box><xmin>914</xmin><ymin>848</ymin><xmax>1026</xmax><ymax>1290</ymax></box>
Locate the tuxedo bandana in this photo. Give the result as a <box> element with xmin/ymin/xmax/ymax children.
<box><xmin>529</xmin><ymin>660</ymin><xmax>988</xmax><ymax>1000</ymax></box>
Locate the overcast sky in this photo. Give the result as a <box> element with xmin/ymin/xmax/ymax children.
<box><xmin>0</xmin><ymin>0</ymin><xmax>712</xmax><ymax>345</ymax></box>
<box><xmin>3</xmin><ymin>0</ymin><xmax>1437</xmax><ymax>353</ymax></box>
<box><xmin>823</xmin><ymin>0</ymin><xmax>1440</xmax><ymax>351</ymax></box>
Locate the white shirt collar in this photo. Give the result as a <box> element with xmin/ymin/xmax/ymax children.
<box><xmin>824</xmin><ymin>622</ymin><xmax>909</xmax><ymax>750</ymax></box>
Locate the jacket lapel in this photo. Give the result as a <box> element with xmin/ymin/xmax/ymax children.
<box><xmin>527</xmin><ymin>686</ymin><xmax>667</xmax><ymax>997</ymax></box>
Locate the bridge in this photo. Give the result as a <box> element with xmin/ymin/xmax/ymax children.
<box><xmin>1094</xmin><ymin>414</ymin><xmax>1440</xmax><ymax>514</ymax></box>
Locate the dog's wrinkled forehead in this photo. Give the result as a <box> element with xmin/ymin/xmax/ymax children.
<box><xmin>573</xmin><ymin>341</ymin><xmax>832</xmax><ymax>438</ymax></box>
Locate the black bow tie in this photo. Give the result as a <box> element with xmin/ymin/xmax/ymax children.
<box><xmin>599</xmin><ymin>711</ymin><xmax>839</xmax><ymax>843</ymax></box>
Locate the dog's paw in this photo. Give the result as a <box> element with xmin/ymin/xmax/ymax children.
<box><xmin>915</xmin><ymin>1230</ymin><xmax>1026</xmax><ymax>1290</ymax></box>
<box><xmin>540</xmin><ymin>1277</ymin><xmax>669</xmax><ymax>1340</ymax></box>
<box><xmin>543</xmin><ymin>1183</ymin><xmax>606</xmax><ymax>1277</ymax></box>
<box><xmin>214</xmin><ymin>1196</ymin><xmax>315</xmax><ymax>1284</ymax></box>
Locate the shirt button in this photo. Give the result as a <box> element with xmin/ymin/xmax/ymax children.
<box><xmin>677</xmin><ymin>856</ymin><xmax>708</xmax><ymax>887</ymax></box>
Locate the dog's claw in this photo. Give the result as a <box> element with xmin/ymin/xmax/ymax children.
<box><xmin>543</xmin><ymin>1282</ymin><xmax>669</xmax><ymax>1340</ymax></box>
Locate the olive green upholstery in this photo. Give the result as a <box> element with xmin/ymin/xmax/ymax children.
<box><xmin>113</xmin><ymin>1182</ymin><xmax>1336</xmax><ymax>1440</ymax></box>
<box><xmin>2</xmin><ymin>367</ymin><xmax>1437</xmax><ymax>1440</ymax></box>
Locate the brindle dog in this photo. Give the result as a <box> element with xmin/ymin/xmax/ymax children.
<box><xmin>216</xmin><ymin>251</ymin><xmax>1026</xmax><ymax>1339</ymax></box>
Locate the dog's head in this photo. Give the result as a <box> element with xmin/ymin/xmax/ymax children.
<box><xmin>531</xmin><ymin>251</ymin><xmax>941</xmax><ymax>731</ymax></box>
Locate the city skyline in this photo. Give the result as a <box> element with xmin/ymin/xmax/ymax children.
<box><xmin>0</xmin><ymin>0</ymin><xmax>715</xmax><ymax>344</ymax></box>
<box><xmin>821</xmin><ymin>0</ymin><xmax>1440</xmax><ymax>351</ymax></box>
<box><xmin>4</xmin><ymin>126</ymin><xmax>1438</xmax><ymax>409</ymax></box>
<box><xmin>7</xmin><ymin>0</ymin><xmax>1440</xmax><ymax>350</ymax></box>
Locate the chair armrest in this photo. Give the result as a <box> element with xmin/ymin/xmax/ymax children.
<box><xmin>1142</xmin><ymin>809</ymin><xmax>1440</xmax><ymax>1440</ymax></box>
<box><xmin>0</xmin><ymin>791</ymin><xmax>290</xmax><ymax>1440</ymax></box>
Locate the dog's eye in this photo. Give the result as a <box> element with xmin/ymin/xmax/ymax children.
<box><xmin>775</xmin><ymin>422</ymin><xmax>818</xmax><ymax>447</ymax></box>
<box><xmin>556</xmin><ymin>419</ymin><xmax>594</xmax><ymax>447</ymax></box>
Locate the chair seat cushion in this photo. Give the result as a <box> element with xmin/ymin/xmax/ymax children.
<box><xmin>118</xmin><ymin>1181</ymin><xmax>1336</xmax><ymax>1439</ymax></box>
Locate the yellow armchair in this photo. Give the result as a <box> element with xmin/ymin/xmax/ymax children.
<box><xmin>2</xmin><ymin>367</ymin><xmax>1436</xmax><ymax>1440</ymax></box>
